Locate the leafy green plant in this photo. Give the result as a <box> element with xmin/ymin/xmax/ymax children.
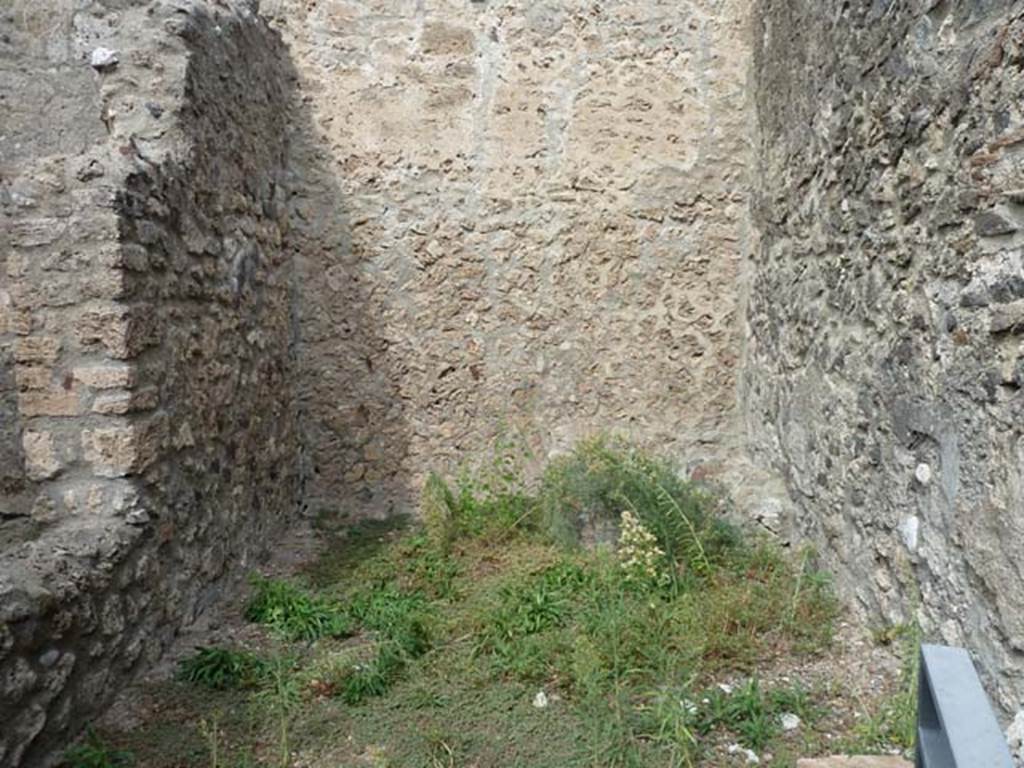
<box><xmin>333</xmin><ymin>586</ymin><xmax>433</xmax><ymax>704</ymax></box>
<box><xmin>421</xmin><ymin>431</ymin><xmax>538</xmax><ymax>546</ymax></box>
<box><xmin>695</xmin><ymin>678</ymin><xmax>818</xmax><ymax>751</ymax></box>
<box><xmin>340</xmin><ymin>643</ymin><xmax>409</xmax><ymax>704</ymax></box>
<box><xmin>475</xmin><ymin>560</ymin><xmax>590</xmax><ymax>680</ymax></box>
<box><xmin>63</xmin><ymin>728</ymin><xmax>132</xmax><ymax>768</ymax></box>
<box><xmin>484</xmin><ymin>562</ymin><xmax>587</xmax><ymax>643</ymax></box>
<box><xmin>245</xmin><ymin>576</ymin><xmax>352</xmax><ymax>641</ymax></box>
<box><xmin>394</xmin><ymin>533</ymin><xmax>462</xmax><ymax>599</ymax></box>
<box><xmin>349</xmin><ymin>585</ymin><xmax>430</xmax><ymax>657</ymax></box>
<box><xmin>178</xmin><ymin>647</ymin><xmax>268</xmax><ymax>690</ymax></box>
<box><xmin>637</xmin><ymin>686</ymin><xmax>699</xmax><ymax>768</ymax></box>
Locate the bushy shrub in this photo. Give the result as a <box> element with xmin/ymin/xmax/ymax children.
<box><xmin>539</xmin><ymin>436</ymin><xmax>738</xmax><ymax>586</ymax></box>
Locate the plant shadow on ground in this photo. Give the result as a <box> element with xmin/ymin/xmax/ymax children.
<box><xmin>69</xmin><ymin>436</ymin><xmax>914</xmax><ymax>768</ymax></box>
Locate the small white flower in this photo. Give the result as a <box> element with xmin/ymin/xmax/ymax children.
<box><xmin>533</xmin><ymin>690</ymin><xmax>549</xmax><ymax>709</ymax></box>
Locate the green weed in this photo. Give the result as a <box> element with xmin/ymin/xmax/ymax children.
<box><xmin>252</xmin><ymin>655</ymin><xmax>302</xmax><ymax>768</ymax></box>
<box><xmin>694</xmin><ymin>678</ymin><xmax>821</xmax><ymax>751</ymax></box>
<box><xmin>423</xmin><ymin>431</ymin><xmax>538</xmax><ymax>546</ymax></box>
<box><xmin>394</xmin><ymin>534</ymin><xmax>462</xmax><ymax>599</ymax></box>
<box><xmin>348</xmin><ymin>585</ymin><xmax>430</xmax><ymax>657</ymax></box>
<box><xmin>177</xmin><ymin>647</ymin><xmax>268</xmax><ymax>690</ymax></box>
<box><xmin>421</xmin><ymin>472</ymin><xmax>458</xmax><ymax>555</ymax></box>
<box><xmin>479</xmin><ymin>560</ymin><xmax>590</xmax><ymax>679</ymax></box>
<box><xmin>63</xmin><ymin>728</ymin><xmax>132</xmax><ymax>768</ymax></box>
<box><xmin>245</xmin><ymin>576</ymin><xmax>352</xmax><ymax>642</ymax></box>
<box><xmin>340</xmin><ymin>643</ymin><xmax>409</xmax><ymax>704</ymax></box>
<box><xmin>329</xmin><ymin>586</ymin><xmax>433</xmax><ymax>704</ymax></box>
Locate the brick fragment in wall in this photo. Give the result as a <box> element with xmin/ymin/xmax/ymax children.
<box><xmin>73</xmin><ymin>364</ymin><xmax>136</xmax><ymax>390</ymax></box>
<box><xmin>18</xmin><ymin>389</ymin><xmax>81</xmax><ymax>418</ymax></box>
<box><xmin>91</xmin><ymin>386</ymin><xmax>159</xmax><ymax>415</ymax></box>
<box><xmin>13</xmin><ymin>337</ymin><xmax>60</xmax><ymax>365</ymax></box>
<box><xmin>75</xmin><ymin>305</ymin><xmax>157</xmax><ymax>359</ymax></box>
<box><xmin>16</xmin><ymin>366</ymin><xmax>53</xmax><ymax>391</ymax></box>
<box><xmin>81</xmin><ymin>417</ymin><xmax>167</xmax><ymax>478</ymax></box>
<box><xmin>21</xmin><ymin>431</ymin><xmax>61</xmax><ymax>480</ymax></box>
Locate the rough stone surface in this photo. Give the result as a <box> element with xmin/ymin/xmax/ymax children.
<box><xmin>1008</xmin><ymin>709</ymin><xmax>1024</xmax><ymax>766</ymax></box>
<box><xmin>265</xmin><ymin>0</ymin><xmax>755</xmax><ymax>517</ymax></box>
<box><xmin>0</xmin><ymin>1</ymin><xmax>299</xmax><ymax>764</ymax></box>
<box><xmin>6</xmin><ymin>0</ymin><xmax>1024</xmax><ymax>763</ymax></box>
<box><xmin>796</xmin><ymin>759</ymin><xmax>911</xmax><ymax>768</ymax></box>
<box><xmin>746</xmin><ymin>0</ymin><xmax>1024</xmax><ymax>711</ymax></box>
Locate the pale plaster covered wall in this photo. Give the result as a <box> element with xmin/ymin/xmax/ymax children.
<box><xmin>266</xmin><ymin>0</ymin><xmax>755</xmax><ymax>518</ymax></box>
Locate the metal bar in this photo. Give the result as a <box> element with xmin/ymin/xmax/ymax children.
<box><xmin>916</xmin><ymin>644</ymin><xmax>1014</xmax><ymax>768</ymax></box>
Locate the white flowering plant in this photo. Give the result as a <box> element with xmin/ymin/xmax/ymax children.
<box><xmin>617</xmin><ymin>509</ymin><xmax>670</xmax><ymax>588</ymax></box>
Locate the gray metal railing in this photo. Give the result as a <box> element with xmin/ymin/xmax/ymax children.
<box><xmin>916</xmin><ymin>644</ymin><xmax>1014</xmax><ymax>768</ymax></box>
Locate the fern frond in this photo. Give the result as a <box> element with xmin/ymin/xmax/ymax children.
<box><xmin>653</xmin><ymin>482</ymin><xmax>711</xmax><ymax>577</ymax></box>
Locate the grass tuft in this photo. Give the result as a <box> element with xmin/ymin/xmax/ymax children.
<box><xmin>63</xmin><ymin>727</ymin><xmax>132</xmax><ymax>768</ymax></box>
<box><xmin>177</xmin><ymin>646</ymin><xmax>269</xmax><ymax>690</ymax></box>
<box><xmin>244</xmin><ymin>575</ymin><xmax>353</xmax><ymax>642</ymax></box>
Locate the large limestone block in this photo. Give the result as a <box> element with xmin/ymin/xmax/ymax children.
<box><xmin>797</xmin><ymin>757</ymin><xmax>912</xmax><ymax>768</ymax></box>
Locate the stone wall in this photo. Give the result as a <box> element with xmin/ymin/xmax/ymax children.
<box><xmin>266</xmin><ymin>0</ymin><xmax>755</xmax><ymax>518</ymax></box>
<box><xmin>747</xmin><ymin>0</ymin><xmax>1024</xmax><ymax>709</ymax></box>
<box><xmin>0</xmin><ymin>1</ymin><xmax>299</xmax><ymax>764</ymax></box>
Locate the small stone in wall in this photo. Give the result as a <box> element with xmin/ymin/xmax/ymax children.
<box><xmin>975</xmin><ymin>211</ymin><xmax>1018</xmax><ymax>237</ymax></box>
<box><xmin>752</xmin><ymin>496</ymin><xmax>784</xmax><ymax>533</ymax></box>
<box><xmin>38</xmin><ymin>650</ymin><xmax>61</xmax><ymax>668</ymax></box>
<box><xmin>89</xmin><ymin>47</ymin><xmax>119</xmax><ymax>71</ymax></box>
<box><xmin>914</xmin><ymin>463</ymin><xmax>932</xmax><ymax>486</ymax></box>
<box><xmin>990</xmin><ymin>300</ymin><xmax>1024</xmax><ymax>335</ymax></box>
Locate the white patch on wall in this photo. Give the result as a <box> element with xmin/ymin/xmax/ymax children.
<box><xmin>899</xmin><ymin>515</ymin><xmax>920</xmax><ymax>552</ymax></box>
